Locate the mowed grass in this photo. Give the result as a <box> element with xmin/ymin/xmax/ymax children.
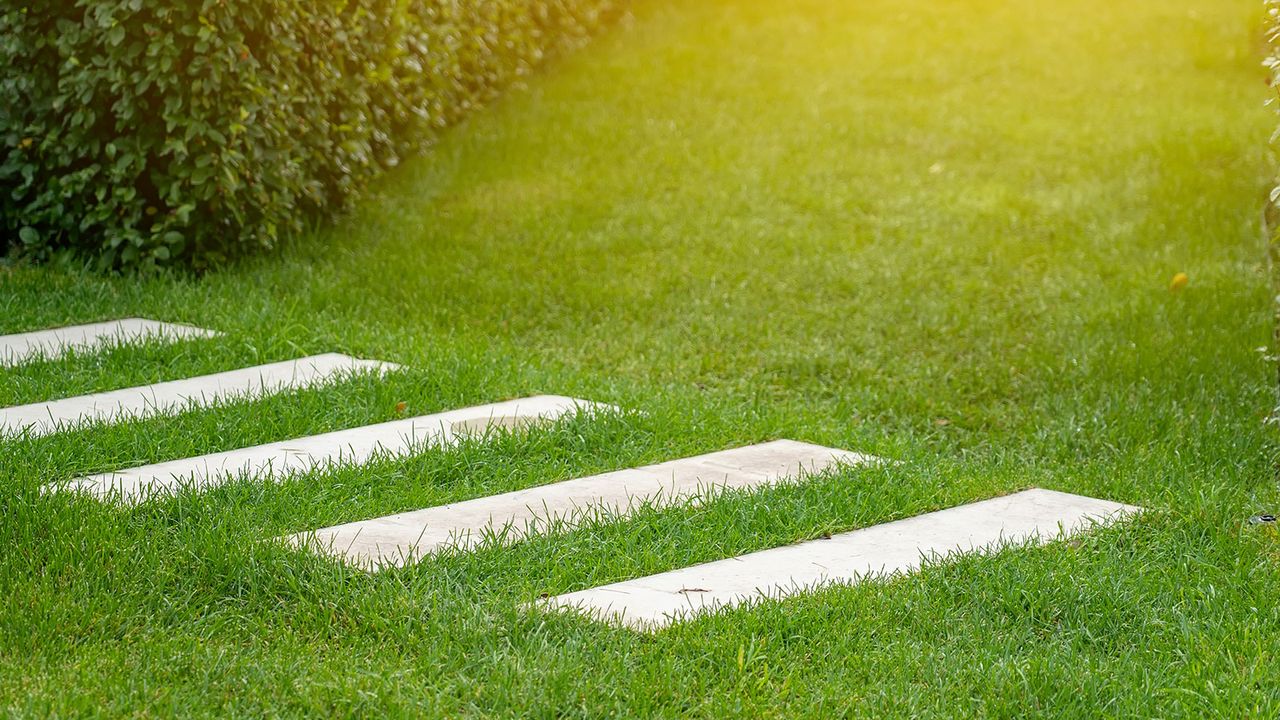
<box><xmin>2</xmin><ymin>0</ymin><xmax>1278</xmax><ymax>715</ymax></box>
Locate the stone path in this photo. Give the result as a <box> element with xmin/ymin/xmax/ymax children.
<box><xmin>287</xmin><ymin>440</ymin><xmax>880</xmax><ymax>569</ymax></box>
<box><xmin>52</xmin><ymin>395</ymin><xmax>605</xmax><ymax>503</ymax></box>
<box><xmin>0</xmin><ymin>318</ymin><xmax>217</xmax><ymax>367</ymax></box>
<box><xmin>539</xmin><ymin>488</ymin><xmax>1140</xmax><ymax>630</ymax></box>
<box><xmin>0</xmin><ymin>353</ymin><xmax>393</xmax><ymax>438</ymax></box>
<box><xmin>7</xmin><ymin>317</ymin><xmax>1143</xmax><ymax>632</ymax></box>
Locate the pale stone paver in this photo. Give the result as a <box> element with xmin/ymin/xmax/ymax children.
<box><xmin>52</xmin><ymin>395</ymin><xmax>607</xmax><ymax>503</ymax></box>
<box><xmin>540</xmin><ymin>488</ymin><xmax>1140</xmax><ymax>630</ymax></box>
<box><xmin>0</xmin><ymin>318</ymin><xmax>217</xmax><ymax>367</ymax></box>
<box><xmin>288</xmin><ymin>440</ymin><xmax>881</xmax><ymax>569</ymax></box>
<box><xmin>0</xmin><ymin>353</ymin><xmax>395</xmax><ymax>438</ymax></box>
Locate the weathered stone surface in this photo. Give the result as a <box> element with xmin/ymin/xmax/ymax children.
<box><xmin>1</xmin><ymin>353</ymin><xmax>395</xmax><ymax>438</ymax></box>
<box><xmin>541</xmin><ymin>488</ymin><xmax>1141</xmax><ymax>630</ymax></box>
<box><xmin>53</xmin><ymin>395</ymin><xmax>605</xmax><ymax>503</ymax></box>
<box><xmin>0</xmin><ymin>318</ymin><xmax>217</xmax><ymax>366</ymax></box>
<box><xmin>290</xmin><ymin>440</ymin><xmax>880</xmax><ymax>569</ymax></box>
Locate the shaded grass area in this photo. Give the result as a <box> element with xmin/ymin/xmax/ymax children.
<box><xmin>2</xmin><ymin>0</ymin><xmax>1279</xmax><ymax>715</ymax></box>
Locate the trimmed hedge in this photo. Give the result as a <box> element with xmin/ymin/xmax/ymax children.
<box><xmin>0</xmin><ymin>0</ymin><xmax>619</xmax><ymax>270</ymax></box>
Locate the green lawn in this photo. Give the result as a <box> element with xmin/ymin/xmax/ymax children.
<box><xmin>2</xmin><ymin>0</ymin><xmax>1278</xmax><ymax>715</ymax></box>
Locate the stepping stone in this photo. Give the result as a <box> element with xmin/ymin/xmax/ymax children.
<box><xmin>539</xmin><ymin>488</ymin><xmax>1140</xmax><ymax>630</ymax></box>
<box><xmin>0</xmin><ymin>353</ymin><xmax>395</xmax><ymax>439</ymax></box>
<box><xmin>52</xmin><ymin>395</ymin><xmax>606</xmax><ymax>504</ymax></box>
<box><xmin>0</xmin><ymin>318</ymin><xmax>217</xmax><ymax>367</ymax></box>
<box><xmin>288</xmin><ymin>440</ymin><xmax>880</xmax><ymax>570</ymax></box>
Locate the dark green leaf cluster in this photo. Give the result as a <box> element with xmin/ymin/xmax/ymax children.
<box><xmin>1269</xmin><ymin>1</ymin><xmax>1280</xmax><ymax>220</ymax></box>
<box><xmin>0</xmin><ymin>0</ymin><xmax>619</xmax><ymax>270</ymax></box>
<box><xmin>1269</xmin><ymin>0</ymin><xmax>1280</xmax><ymax>232</ymax></box>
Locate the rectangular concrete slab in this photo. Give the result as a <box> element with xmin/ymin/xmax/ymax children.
<box><xmin>541</xmin><ymin>488</ymin><xmax>1141</xmax><ymax>630</ymax></box>
<box><xmin>289</xmin><ymin>440</ymin><xmax>880</xmax><ymax>569</ymax></box>
<box><xmin>0</xmin><ymin>353</ymin><xmax>395</xmax><ymax>438</ymax></box>
<box><xmin>0</xmin><ymin>318</ymin><xmax>217</xmax><ymax>367</ymax></box>
<box><xmin>52</xmin><ymin>395</ymin><xmax>607</xmax><ymax>503</ymax></box>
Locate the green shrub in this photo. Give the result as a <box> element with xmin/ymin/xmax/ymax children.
<box><xmin>1270</xmin><ymin>0</ymin><xmax>1280</xmax><ymax>225</ymax></box>
<box><xmin>0</xmin><ymin>0</ymin><xmax>620</xmax><ymax>270</ymax></box>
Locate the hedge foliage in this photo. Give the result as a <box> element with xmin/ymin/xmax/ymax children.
<box><xmin>0</xmin><ymin>0</ymin><xmax>620</xmax><ymax>270</ymax></box>
<box><xmin>1270</xmin><ymin>0</ymin><xmax>1280</xmax><ymax>228</ymax></box>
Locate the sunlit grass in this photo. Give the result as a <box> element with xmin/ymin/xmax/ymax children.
<box><xmin>1</xmin><ymin>0</ymin><xmax>1278</xmax><ymax>715</ymax></box>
